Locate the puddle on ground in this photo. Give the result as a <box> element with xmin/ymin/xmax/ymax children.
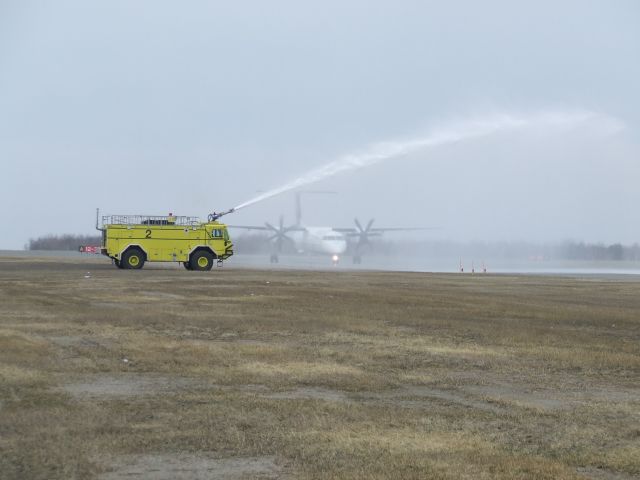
<box><xmin>98</xmin><ymin>454</ymin><xmax>282</xmax><ymax>480</ymax></box>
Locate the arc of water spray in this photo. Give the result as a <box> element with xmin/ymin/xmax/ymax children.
<box><xmin>228</xmin><ymin>110</ymin><xmax>622</xmax><ymax>214</ymax></box>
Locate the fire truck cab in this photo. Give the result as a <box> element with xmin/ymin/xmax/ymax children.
<box><xmin>99</xmin><ymin>213</ymin><xmax>233</xmax><ymax>270</ymax></box>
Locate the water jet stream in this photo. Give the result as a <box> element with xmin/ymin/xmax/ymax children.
<box><xmin>228</xmin><ymin>110</ymin><xmax>621</xmax><ymax>214</ymax></box>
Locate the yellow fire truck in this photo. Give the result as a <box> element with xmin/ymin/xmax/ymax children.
<box><xmin>98</xmin><ymin>212</ymin><xmax>233</xmax><ymax>270</ymax></box>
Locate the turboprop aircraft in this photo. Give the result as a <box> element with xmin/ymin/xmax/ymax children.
<box><xmin>229</xmin><ymin>193</ymin><xmax>429</xmax><ymax>264</ymax></box>
<box><xmin>230</xmin><ymin>217</ymin><xmax>346</xmax><ymax>264</ymax></box>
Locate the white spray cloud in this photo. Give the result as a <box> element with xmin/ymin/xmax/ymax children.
<box><xmin>233</xmin><ymin>110</ymin><xmax>624</xmax><ymax>211</ymax></box>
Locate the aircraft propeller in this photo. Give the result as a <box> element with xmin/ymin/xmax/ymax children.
<box><xmin>352</xmin><ymin>218</ymin><xmax>381</xmax><ymax>251</ymax></box>
<box><xmin>265</xmin><ymin>216</ymin><xmax>296</xmax><ymax>253</ymax></box>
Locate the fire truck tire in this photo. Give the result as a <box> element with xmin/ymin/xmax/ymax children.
<box><xmin>183</xmin><ymin>262</ymin><xmax>192</xmax><ymax>270</ymax></box>
<box><xmin>114</xmin><ymin>259</ymin><xmax>124</xmax><ymax>269</ymax></box>
<box><xmin>122</xmin><ymin>248</ymin><xmax>146</xmax><ymax>269</ymax></box>
<box><xmin>190</xmin><ymin>250</ymin><xmax>214</xmax><ymax>271</ymax></box>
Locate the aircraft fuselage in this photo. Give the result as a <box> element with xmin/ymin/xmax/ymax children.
<box><xmin>289</xmin><ymin>227</ymin><xmax>348</xmax><ymax>256</ymax></box>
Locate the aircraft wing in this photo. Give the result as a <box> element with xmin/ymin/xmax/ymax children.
<box><xmin>228</xmin><ymin>225</ymin><xmax>272</xmax><ymax>231</ymax></box>
<box><xmin>333</xmin><ymin>226</ymin><xmax>434</xmax><ymax>233</ymax></box>
<box><xmin>228</xmin><ymin>225</ymin><xmax>306</xmax><ymax>232</ymax></box>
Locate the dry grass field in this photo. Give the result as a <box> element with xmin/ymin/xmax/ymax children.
<box><xmin>0</xmin><ymin>256</ymin><xmax>639</xmax><ymax>479</ymax></box>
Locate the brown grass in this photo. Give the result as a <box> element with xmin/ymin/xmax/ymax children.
<box><xmin>0</xmin><ymin>256</ymin><xmax>639</xmax><ymax>479</ymax></box>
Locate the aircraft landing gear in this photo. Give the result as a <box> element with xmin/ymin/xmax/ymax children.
<box><xmin>270</xmin><ymin>254</ymin><xmax>279</xmax><ymax>264</ymax></box>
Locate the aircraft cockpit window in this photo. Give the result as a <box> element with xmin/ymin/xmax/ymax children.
<box><xmin>322</xmin><ymin>235</ymin><xmax>342</xmax><ymax>241</ymax></box>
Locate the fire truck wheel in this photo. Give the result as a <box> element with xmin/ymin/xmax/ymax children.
<box><xmin>190</xmin><ymin>250</ymin><xmax>214</xmax><ymax>271</ymax></box>
<box><xmin>122</xmin><ymin>248</ymin><xmax>145</xmax><ymax>269</ymax></box>
<box><xmin>183</xmin><ymin>262</ymin><xmax>192</xmax><ymax>270</ymax></box>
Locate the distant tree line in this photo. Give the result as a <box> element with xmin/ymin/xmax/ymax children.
<box><xmin>27</xmin><ymin>234</ymin><xmax>102</xmax><ymax>251</ymax></box>
<box><xmin>399</xmin><ymin>240</ymin><xmax>640</xmax><ymax>262</ymax></box>
<box><xmin>558</xmin><ymin>241</ymin><xmax>640</xmax><ymax>261</ymax></box>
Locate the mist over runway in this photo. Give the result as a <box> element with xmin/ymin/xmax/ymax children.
<box><xmin>5</xmin><ymin>250</ymin><xmax>640</xmax><ymax>278</ymax></box>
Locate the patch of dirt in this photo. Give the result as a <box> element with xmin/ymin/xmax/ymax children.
<box><xmin>60</xmin><ymin>374</ymin><xmax>210</xmax><ymax>399</ymax></box>
<box><xmin>138</xmin><ymin>290</ymin><xmax>185</xmax><ymax>300</ymax></box>
<box><xmin>585</xmin><ymin>387</ymin><xmax>640</xmax><ymax>404</ymax></box>
<box><xmin>446</xmin><ymin>372</ymin><xmax>640</xmax><ymax>411</ymax></box>
<box><xmin>264</xmin><ymin>387</ymin><xmax>349</xmax><ymax>402</ymax></box>
<box><xmin>260</xmin><ymin>380</ymin><xmax>639</xmax><ymax>414</ymax></box>
<box><xmin>233</xmin><ymin>384</ymin><xmax>272</xmax><ymax>394</ymax></box>
<box><xmin>235</xmin><ymin>339</ymin><xmax>273</xmax><ymax>347</ymax></box>
<box><xmin>367</xmin><ymin>386</ymin><xmax>506</xmax><ymax>414</ymax></box>
<box><xmin>90</xmin><ymin>302</ymin><xmax>128</xmax><ymax>309</ymax></box>
<box><xmin>261</xmin><ymin>386</ymin><xmax>505</xmax><ymax>414</ymax></box>
<box><xmin>47</xmin><ymin>335</ymin><xmax>112</xmax><ymax>349</ymax></box>
<box><xmin>576</xmin><ymin>466</ymin><xmax>638</xmax><ymax>480</ymax></box>
<box><xmin>465</xmin><ymin>385</ymin><xmax>571</xmax><ymax>411</ymax></box>
<box><xmin>97</xmin><ymin>454</ymin><xmax>282</xmax><ymax>480</ymax></box>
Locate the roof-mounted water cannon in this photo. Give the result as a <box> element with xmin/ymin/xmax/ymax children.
<box><xmin>208</xmin><ymin>208</ymin><xmax>236</xmax><ymax>222</ymax></box>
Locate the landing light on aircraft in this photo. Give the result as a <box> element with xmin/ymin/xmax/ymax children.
<box><xmin>332</xmin><ymin>255</ymin><xmax>339</xmax><ymax>264</ymax></box>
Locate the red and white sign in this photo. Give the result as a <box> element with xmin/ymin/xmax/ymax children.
<box><xmin>79</xmin><ymin>245</ymin><xmax>101</xmax><ymax>254</ymax></box>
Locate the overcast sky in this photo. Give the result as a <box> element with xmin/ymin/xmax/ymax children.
<box><xmin>1</xmin><ymin>0</ymin><xmax>639</xmax><ymax>249</ymax></box>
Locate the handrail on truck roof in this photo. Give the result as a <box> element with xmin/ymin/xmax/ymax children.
<box><xmin>99</xmin><ymin>214</ymin><xmax>201</xmax><ymax>228</ymax></box>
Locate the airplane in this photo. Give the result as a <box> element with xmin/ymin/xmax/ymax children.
<box><xmin>229</xmin><ymin>193</ymin><xmax>430</xmax><ymax>264</ymax></box>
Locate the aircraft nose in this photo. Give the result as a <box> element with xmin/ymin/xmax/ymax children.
<box><xmin>327</xmin><ymin>240</ymin><xmax>347</xmax><ymax>254</ymax></box>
